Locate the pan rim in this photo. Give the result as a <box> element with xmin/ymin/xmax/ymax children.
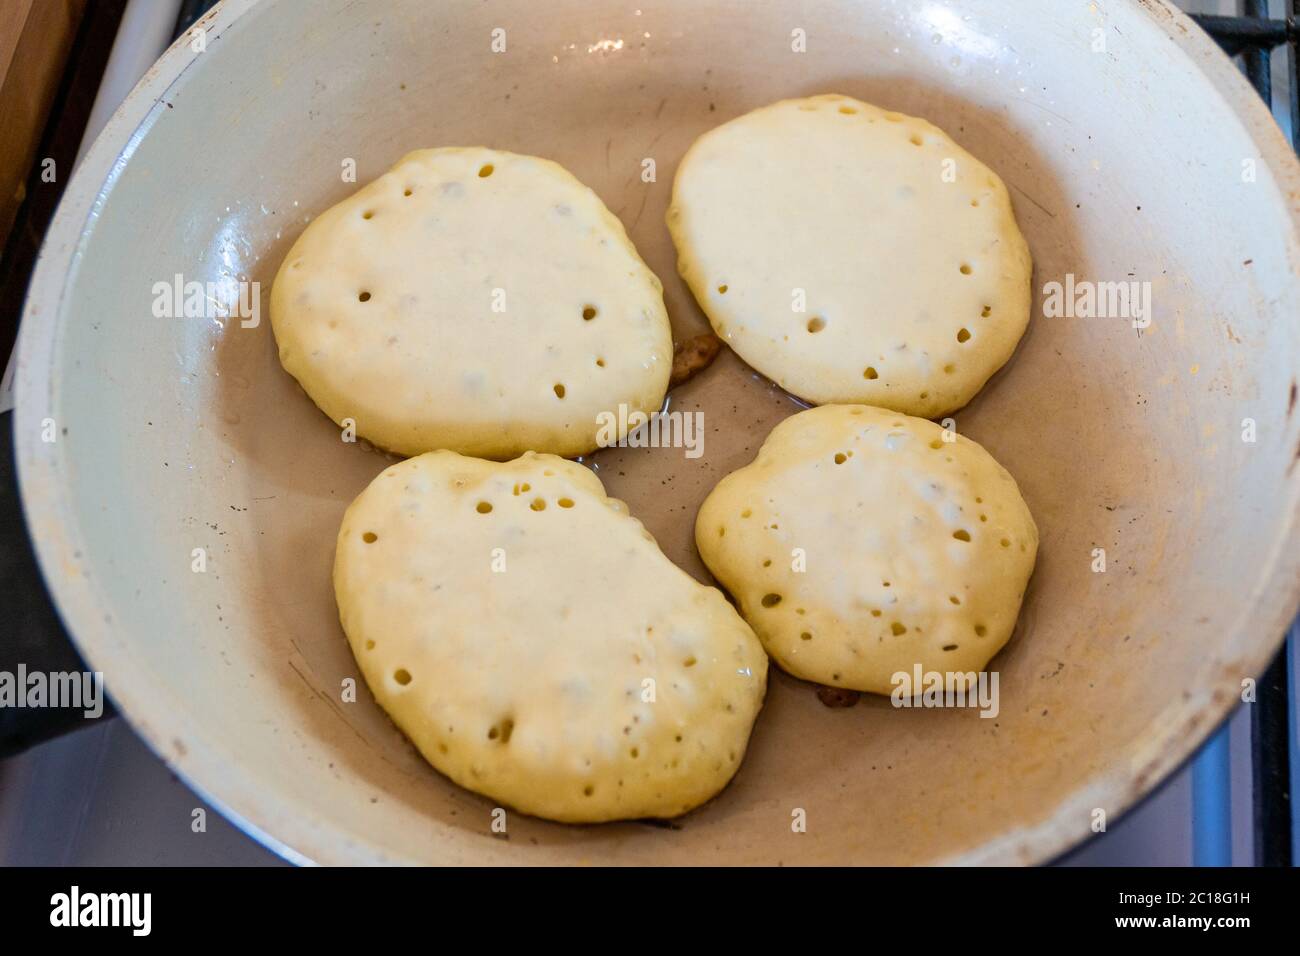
<box><xmin>13</xmin><ymin>0</ymin><xmax>1300</xmax><ymax>866</ymax></box>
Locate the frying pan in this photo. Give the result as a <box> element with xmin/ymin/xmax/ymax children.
<box><xmin>14</xmin><ymin>0</ymin><xmax>1300</xmax><ymax>865</ymax></box>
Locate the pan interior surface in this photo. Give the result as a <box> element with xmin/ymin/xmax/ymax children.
<box><xmin>16</xmin><ymin>0</ymin><xmax>1300</xmax><ymax>864</ymax></box>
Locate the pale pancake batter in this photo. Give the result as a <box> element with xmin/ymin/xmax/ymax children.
<box><xmin>668</xmin><ymin>95</ymin><xmax>1032</xmax><ymax>417</ymax></box>
<box><xmin>696</xmin><ymin>405</ymin><xmax>1037</xmax><ymax>694</ymax></box>
<box><xmin>273</xmin><ymin>148</ymin><xmax>672</xmax><ymax>459</ymax></box>
<box><xmin>335</xmin><ymin>450</ymin><xmax>769</xmax><ymax>822</ymax></box>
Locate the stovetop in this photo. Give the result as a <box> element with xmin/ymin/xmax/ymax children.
<box><xmin>0</xmin><ymin>0</ymin><xmax>1294</xmax><ymax>867</ymax></box>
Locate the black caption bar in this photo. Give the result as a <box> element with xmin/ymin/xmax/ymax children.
<box><xmin>0</xmin><ymin>866</ymin><xmax>1293</xmax><ymax>939</ymax></box>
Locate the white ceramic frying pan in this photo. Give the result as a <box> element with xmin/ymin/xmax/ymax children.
<box><xmin>14</xmin><ymin>0</ymin><xmax>1300</xmax><ymax>864</ymax></box>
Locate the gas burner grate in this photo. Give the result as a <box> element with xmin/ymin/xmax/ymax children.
<box><xmin>1192</xmin><ymin>0</ymin><xmax>1298</xmax><ymax>870</ymax></box>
